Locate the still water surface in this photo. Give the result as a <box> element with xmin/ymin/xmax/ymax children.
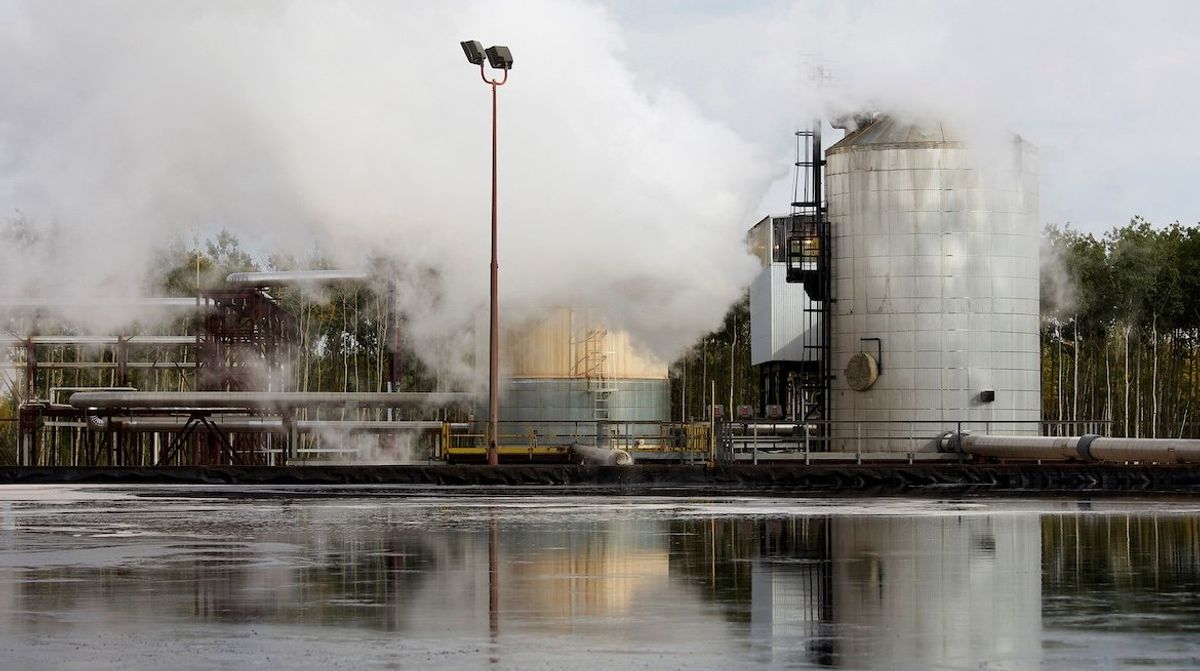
<box><xmin>1</xmin><ymin>487</ymin><xmax>1199</xmax><ymax>669</ymax></box>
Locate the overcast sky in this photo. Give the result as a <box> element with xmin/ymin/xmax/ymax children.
<box><xmin>599</xmin><ymin>0</ymin><xmax>1200</xmax><ymax>234</ymax></box>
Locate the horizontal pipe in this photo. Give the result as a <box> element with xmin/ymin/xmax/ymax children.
<box><xmin>0</xmin><ymin>297</ymin><xmax>212</xmax><ymax>311</ymax></box>
<box><xmin>952</xmin><ymin>434</ymin><xmax>1080</xmax><ymax>460</ymax></box>
<box><xmin>299</xmin><ymin>420</ymin><xmax>463</xmax><ymax>433</ymax></box>
<box><xmin>69</xmin><ymin>390</ymin><xmax>474</xmax><ymax>410</ymax></box>
<box><xmin>225</xmin><ymin>270</ymin><xmax>370</xmax><ymax>287</ymax></box>
<box><xmin>569</xmin><ymin>442</ymin><xmax>633</xmax><ymax>466</ymax></box>
<box><xmin>50</xmin><ymin>386</ymin><xmax>136</xmax><ymax>406</ymax></box>
<box><xmin>954</xmin><ymin>433</ymin><xmax>1200</xmax><ymax>464</ymax></box>
<box><xmin>0</xmin><ymin>362</ymin><xmax>197</xmax><ymax>370</ymax></box>
<box><xmin>728</xmin><ymin>423</ymin><xmax>805</xmax><ymax>436</ymax></box>
<box><xmin>0</xmin><ymin>335</ymin><xmax>196</xmax><ymax>346</ymax></box>
<box><xmin>93</xmin><ymin>416</ymin><xmax>463</xmax><ymax>434</ymax></box>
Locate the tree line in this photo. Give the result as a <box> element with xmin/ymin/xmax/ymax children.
<box><xmin>1041</xmin><ymin>218</ymin><xmax>1200</xmax><ymax>438</ymax></box>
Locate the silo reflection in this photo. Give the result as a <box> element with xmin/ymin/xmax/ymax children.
<box><xmin>830</xmin><ymin>514</ymin><xmax>1042</xmax><ymax>668</ymax></box>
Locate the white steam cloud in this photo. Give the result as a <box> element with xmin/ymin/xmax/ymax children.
<box><xmin>0</xmin><ymin>0</ymin><xmax>768</xmax><ymax>375</ymax></box>
<box><xmin>4</xmin><ymin>0</ymin><xmax>1198</xmax><ymax>383</ymax></box>
<box><xmin>608</xmin><ymin>0</ymin><xmax>1200</xmax><ymax>230</ymax></box>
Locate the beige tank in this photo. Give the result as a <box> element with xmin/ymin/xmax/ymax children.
<box><xmin>479</xmin><ymin>308</ymin><xmax>670</xmax><ymax>439</ymax></box>
<box><xmin>503</xmin><ymin>308</ymin><xmax>667</xmax><ymax>380</ymax></box>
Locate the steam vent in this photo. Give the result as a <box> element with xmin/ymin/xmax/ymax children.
<box><xmin>826</xmin><ymin>117</ymin><xmax>1040</xmax><ymax>451</ymax></box>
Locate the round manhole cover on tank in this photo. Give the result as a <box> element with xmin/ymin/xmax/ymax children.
<box><xmin>845</xmin><ymin>352</ymin><xmax>879</xmax><ymax>391</ymax></box>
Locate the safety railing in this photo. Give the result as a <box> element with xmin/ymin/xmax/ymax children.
<box><xmin>725</xmin><ymin>419</ymin><xmax>1114</xmax><ymax>464</ymax></box>
<box><xmin>443</xmin><ymin>420</ymin><xmax>714</xmax><ymax>461</ymax></box>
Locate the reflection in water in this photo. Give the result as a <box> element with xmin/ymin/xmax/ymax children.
<box><xmin>1043</xmin><ymin>513</ymin><xmax>1200</xmax><ymax>634</ymax></box>
<box><xmin>508</xmin><ymin>521</ymin><xmax>669</xmax><ymax>621</ymax></box>
<box><xmin>830</xmin><ymin>516</ymin><xmax>1041</xmax><ymax>669</ymax></box>
<box><xmin>2</xmin><ymin>492</ymin><xmax>1200</xmax><ymax>669</ymax></box>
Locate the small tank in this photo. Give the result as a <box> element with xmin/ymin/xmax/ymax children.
<box><xmin>480</xmin><ymin>307</ymin><xmax>670</xmax><ymax>448</ymax></box>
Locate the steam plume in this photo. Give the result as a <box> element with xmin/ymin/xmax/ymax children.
<box><xmin>0</xmin><ymin>1</ymin><xmax>768</xmax><ymax>376</ymax></box>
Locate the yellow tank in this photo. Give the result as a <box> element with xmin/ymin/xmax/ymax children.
<box><xmin>503</xmin><ymin>308</ymin><xmax>667</xmax><ymax>381</ymax></box>
<box><xmin>472</xmin><ymin>308</ymin><xmax>671</xmax><ymax>448</ymax></box>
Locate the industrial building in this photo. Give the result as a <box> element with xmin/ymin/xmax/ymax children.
<box><xmin>6</xmin><ymin>113</ymin><xmax>1200</xmax><ymax>468</ymax></box>
<box><xmin>1</xmin><ymin>275</ymin><xmax>685</xmax><ymax>466</ymax></box>
<box><xmin>750</xmin><ymin>115</ymin><xmax>1042</xmax><ymax>454</ymax></box>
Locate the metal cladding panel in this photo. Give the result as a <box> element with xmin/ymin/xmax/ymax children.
<box><xmin>499</xmin><ymin>308</ymin><xmax>667</xmax><ymax>380</ymax></box>
<box><xmin>750</xmin><ymin>267</ymin><xmax>773</xmax><ymax>365</ymax></box>
<box><xmin>827</xmin><ymin>120</ymin><xmax>1040</xmax><ymax>451</ymax></box>
<box><xmin>750</xmin><ymin>264</ymin><xmax>821</xmax><ymax>366</ymax></box>
<box><xmin>481</xmin><ymin>378</ymin><xmax>670</xmax><ymax>445</ymax></box>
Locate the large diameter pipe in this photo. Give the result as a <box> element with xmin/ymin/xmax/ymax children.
<box><xmin>729</xmin><ymin>423</ymin><xmax>806</xmax><ymax>436</ymax></box>
<box><xmin>224</xmin><ymin>270</ymin><xmax>370</xmax><ymax>287</ymax></box>
<box><xmin>950</xmin><ymin>433</ymin><xmax>1200</xmax><ymax>464</ymax></box>
<box><xmin>69</xmin><ymin>391</ymin><xmax>474</xmax><ymax>410</ymax></box>
<box><xmin>0</xmin><ymin>297</ymin><xmax>208</xmax><ymax>309</ymax></box>
<box><xmin>1087</xmin><ymin>437</ymin><xmax>1200</xmax><ymax>463</ymax></box>
<box><xmin>946</xmin><ymin>434</ymin><xmax>1081</xmax><ymax>461</ymax></box>
<box><xmin>569</xmin><ymin>443</ymin><xmax>633</xmax><ymax>466</ymax></box>
<box><xmin>91</xmin><ymin>417</ymin><xmax>463</xmax><ymax>434</ymax></box>
<box><xmin>1</xmin><ymin>336</ymin><xmax>196</xmax><ymax>346</ymax></box>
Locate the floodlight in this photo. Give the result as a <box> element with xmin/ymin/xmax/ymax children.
<box><xmin>485</xmin><ymin>45</ymin><xmax>513</xmax><ymax>70</ymax></box>
<box><xmin>461</xmin><ymin>40</ymin><xmax>485</xmax><ymax>65</ymax></box>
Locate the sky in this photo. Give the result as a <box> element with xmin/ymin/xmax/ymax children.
<box><xmin>0</xmin><ymin>0</ymin><xmax>1197</xmax><ymax>377</ymax></box>
<box><xmin>600</xmin><ymin>0</ymin><xmax>1200</xmax><ymax>232</ymax></box>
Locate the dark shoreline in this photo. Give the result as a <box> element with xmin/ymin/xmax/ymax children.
<box><xmin>3</xmin><ymin>464</ymin><xmax>1200</xmax><ymax>496</ymax></box>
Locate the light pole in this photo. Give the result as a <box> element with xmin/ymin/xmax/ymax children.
<box><xmin>461</xmin><ymin>40</ymin><xmax>513</xmax><ymax>466</ymax></box>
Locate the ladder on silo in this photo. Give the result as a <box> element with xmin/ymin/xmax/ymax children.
<box><xmin>785</xmin><ymin>122</ymin><xmax>832</xmax><ymax>445</ymax></box>
<box><xmin>579</xmin><ymin>328</ymin><xmax>616</xmax><ymax>420</ymax></box>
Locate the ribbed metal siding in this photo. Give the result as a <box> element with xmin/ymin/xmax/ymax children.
<box><xmin>485</xmin><ymin>378</ymin><xmax>670</xmax><ymax>445</ymax></box>
<box><xmin>750</xmin><ymin>264</ymin><xmax>820</xmax><ymax>366</ymax></box>
<box><xmin>826</xmin><ymin>129</ymin><xmax>1040</xmax><ymax>451</ymax></box>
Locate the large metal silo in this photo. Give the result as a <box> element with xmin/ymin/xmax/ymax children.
<box><xmin>825</xmin><ymin>117</ymin><xmax>1040</xmax><ymax>451</ymax></box>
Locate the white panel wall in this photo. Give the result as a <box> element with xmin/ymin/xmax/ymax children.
<box><xmin>827</xmin><ymin>139</ymin><xmax>1040</xmax><ymax>451</ymax></box>
<box><xmin>750</xmin><ymin>264</ymin><xmax>820</xmax><ymax>366</ymax></box>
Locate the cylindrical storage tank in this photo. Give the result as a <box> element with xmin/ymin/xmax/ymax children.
<box><xmin>825</xmin><ymin>117</ymin><xmax>1040</xmax><ymax>451</ymax></box>
<box><xmin>483</xmin><ymin>308</ymin><xmax>669</xmax><ymax>447</ymax></box>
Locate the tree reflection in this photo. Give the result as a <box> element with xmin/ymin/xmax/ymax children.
<box><xmin>1042</xmin><ymin>512</ymin><xmax>1200</xmax><ymax>633</ymax></box>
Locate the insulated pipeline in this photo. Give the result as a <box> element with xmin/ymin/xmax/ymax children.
<box><xmin>224</xmin><ymin>270</ymin><xmax>370</xmax><ymax>287</ymax></box>
<box><xmin>69</xmin><ymin>391</ymin><xmax>474</xmax><ymax>410</ymax></box>
<box><xmin>89</xmin><ymin>417</ymin><xmax>465</xmax><ymax>434</ymax></box>
<box><xmin>947</xmin><ymin>433</ymin><xmax>1200</xmax><ymax>464</ymax></box>
<box><xmin>569</xmin><ymin>443</ymin><xmax>634</xmax><ymax>466</ymax></box>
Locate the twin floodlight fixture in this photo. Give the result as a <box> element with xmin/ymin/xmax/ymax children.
<box><xmin>460</xmin><ymin>40</ymin><xmax>513</xmax><ymax>70</ymax></box>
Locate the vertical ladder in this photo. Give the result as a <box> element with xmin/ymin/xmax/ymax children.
<box><xmin>578</xmin><ymin>328</ymin><xmax>615</xmax><ymax>420</ymax></box>
<box><xmin>785</xmin><ymin>122</ymin><xmax>832</xmax><ymax>443</ymax></box>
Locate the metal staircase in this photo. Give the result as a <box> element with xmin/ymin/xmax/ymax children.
<box><xmin>577</xmin><ymin>328</ymin><xmax>616</xmax><ymax>420</ymax></box>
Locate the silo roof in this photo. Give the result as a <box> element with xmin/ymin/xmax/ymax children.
<box><xmin>826</xmin><ymin>115</ymin><xmax>960</xmax><ymax>153</ymax></box>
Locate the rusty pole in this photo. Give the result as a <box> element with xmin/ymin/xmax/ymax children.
<box><xmin>482</xmin><ymin>64</ymin><xmax>508</xmax><ymax>467</ymax></box>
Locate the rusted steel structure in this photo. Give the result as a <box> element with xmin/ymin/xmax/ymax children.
<box><xmin>195</xmin><ymin>288</ymin><xmax>297</xmax><ymax>393</ymax></box>
<box><xmin>6</xmin><ymin>288</ymin><xmax>297</xmax><ymax>465</ymax></box>
<box><xmin>3</xmin><ymin>274</ymin><xmax>436</xmax><ymax>467</ymax></box>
